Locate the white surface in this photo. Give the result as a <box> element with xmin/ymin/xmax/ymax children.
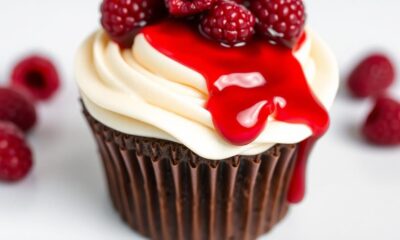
<box><xmin>0</xmin><ymin>1</ymin><xmax>399</xmax><ymax>239</ymax></box>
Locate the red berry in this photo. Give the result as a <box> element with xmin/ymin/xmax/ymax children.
<box><xmin>101</xmin><ymin>0</ymin><xmax>166</xmax><ymax>48</ymax></box>
<box><xmin>362</xmin><ymin>96</ymin><xmax>400</xmax><ymax>146</ymax></box>
<box><xmin>348</xmin><ymin>54</ymin><xmax>395</xmax><ymax>98</ymax></box>
<box><xmin>0</xmin><ymin>87</ymin><xmax>37</xmax><ymax>132</ymax></box>
<box><xmin>11</xmin><ymin>55</ymin><xmax>60</xmax><ymax>101</ymax></box>
<box><xmin>250</xmin><ymin>0</ymin><xmax>306</xmax><ymax>48</ymax></box>
<box><xmin>166</xmin><ymin>0</ymin><xmax>216</xmax><ymax>16</ymax></box>
<box><xmin>200</xmin><ymin>1</ymin><xmax>255</xmax><ymax>46</ymax></box>
<box><xmin>0</xmin><ymin>122</ymin><xmax>33</xmax><ymax>182</ymax></box>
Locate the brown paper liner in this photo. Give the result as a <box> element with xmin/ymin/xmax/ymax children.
<box><xmin>84</xmin><ymin>108</ymin><xmax>298</xmax><ymax>240</ymax></box>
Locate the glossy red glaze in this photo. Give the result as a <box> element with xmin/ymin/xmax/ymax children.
<box><xmin>287</xmin><ymin>137</ymin><xmax>317</xmax><ymax>203</ymax></box>
<box><xmin>141</xmin><ymin>20</ymin><xmax>330</xmax><ymax>203</ymax></box>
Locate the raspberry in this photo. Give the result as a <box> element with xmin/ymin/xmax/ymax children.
<box><xmin>101</xmin><ymin>0</ymin><xmax>166</xmax><ymax>48</ymax></box>
<box><xmin>348</xmin><ymin>54</ymin><xmax>395</xmax><ymax>98</ymax></box>
<box><xmin>11</xmin><ymin>55</ymin><xmax>60</xmax><ymax>101</ymax></box>
<box><xmin>362</xmin><ymin>97</ymin><xmax>400</xmax><ymax>146</ymax></box>
<box><xmin>0</xmin><ymin>87</ymin><xmax>37</xmax><ymax>132</ymax></box>
<box><xmin>166</xmin><ymin>0</ymin><xmax>216</xmax><ymax>16</ymax></box>
<box><xmin>250</xmin><ymin>0</ymin><xmax>306</xmax><ymax>48</ymax></box>
<box><xmin>0</xmin><ymin>122</ymin><xmax>33</xmax><ymax>182</ymax></box>
<box><xmin>200</xmin><ymin>1</ymin><xmax>256</xmax><ymax>46</ymax></box>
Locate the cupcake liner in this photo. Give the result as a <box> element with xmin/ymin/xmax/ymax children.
<box><xmin>84</xmin><ymin>108</ymin><xmax>298</xmax><ymax>240</ymax></box>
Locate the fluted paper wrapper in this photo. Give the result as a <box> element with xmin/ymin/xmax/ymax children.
<box><xmin>84</xmin><ymin>109</ymin><xmax>298</xmax><ymax>240</ymax></box>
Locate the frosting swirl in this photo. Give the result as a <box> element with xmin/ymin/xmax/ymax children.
<box><xmin>75</xmin><ymin>29</ymin><xmax>338</xmax><ymax>159</ymax></box>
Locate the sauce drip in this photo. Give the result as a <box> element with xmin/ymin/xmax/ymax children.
<box><xmin>141</xmin><ymin>20</ymin><xmax>329</xmax><ymax>203</ymax></box>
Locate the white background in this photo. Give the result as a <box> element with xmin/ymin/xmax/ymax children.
<box><xmin>0</xmin><ymin>1</ymin><xmax>400</xmax><ymax>239</ymax></box>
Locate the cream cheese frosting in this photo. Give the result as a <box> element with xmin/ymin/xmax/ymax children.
<box><xmin>75</xmin><ymin>29</ymin><xmax>339</xmax><ymax>160</ymax></box>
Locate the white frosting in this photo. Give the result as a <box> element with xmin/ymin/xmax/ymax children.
<box><xmin>75</xmin><ymin>29</ymin><xmax>339</xmax><ymax>160</ymax></box>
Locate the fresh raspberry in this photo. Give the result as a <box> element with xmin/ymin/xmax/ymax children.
<box><xmin>200</xmin><ymin>1</ymin><xmax>256</xmax><ymax>46</ymax></box>
<box><xmin>11</xmin><ymin>55</ymin><xmax>60</xmax><ymax>102</ymax></box>
<box><xmin>166</xmin><ymin>0</ymin><xmax>216</xmax><ymax>16</ymax></box>
<box><xmin>362</xmin><ymin>97</ymin><xmax>400</xmax><ymax>146</ymax></box>
<box><xmin>250</xmin><ymin>0</ymin><xmax>306</xmax><ymax>48</ymax></box>
<box><xmin>0</xmin><ymin>122</ymin><xmax>33</xmax><ymax>182</ymax></box>
<box><xmin>0</xmin><ymin>87</ymin><xmax>37</xmax><ymax>132</ymax></box>
<box><xmin>348</xmin><ymin>54</ymin><xmax>395</xmax><ymax>98</ymax></box>
<box><xmin>101</xmin><ymin>0</ymin><xmax>166</xmax><ymax>48</ymax></box>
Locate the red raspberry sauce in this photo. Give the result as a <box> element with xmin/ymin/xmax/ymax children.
<box><xmin>141</xmin><ymin>20</ymin><xmax>329</xmax><ymax>203</ymax></box>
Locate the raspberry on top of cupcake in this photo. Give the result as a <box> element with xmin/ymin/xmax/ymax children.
<box><xmin>101</xmin><ymin>0</ymin><xmax>306</xmax><ymax>49</ymax></box>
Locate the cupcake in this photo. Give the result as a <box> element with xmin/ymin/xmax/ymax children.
<box><xmin>75</xmin><ymin>0</ymin><xmax>339</xmax><ymax>239</ymax></box>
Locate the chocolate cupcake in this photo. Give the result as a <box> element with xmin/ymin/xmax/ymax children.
<box><xmin>75</xmin><ymin>0</ymin><xmax>339</xmax><ymax>239</ymax></box>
